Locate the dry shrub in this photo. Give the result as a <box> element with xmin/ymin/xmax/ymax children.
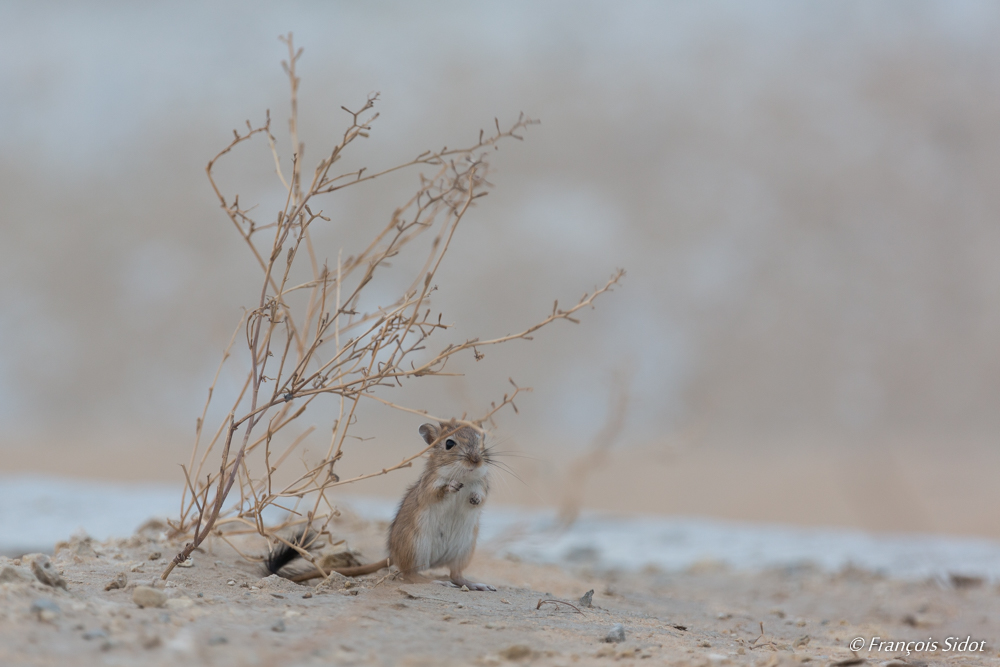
<box><xmin>162</xmin><ymin>35</ymin><xmax>621</xmax><ymax>580</ymax></box>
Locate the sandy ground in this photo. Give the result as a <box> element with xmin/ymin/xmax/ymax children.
<box><xmin>1</xmin><ymin>507</ymin><xmax>998</xmax><ymax>667</ymax></box>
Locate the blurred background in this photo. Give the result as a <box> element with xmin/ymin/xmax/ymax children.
<box><xmin>2</xmin><ymin>1</ymin><xmax>999</xmax><ymax>541</ymax></box>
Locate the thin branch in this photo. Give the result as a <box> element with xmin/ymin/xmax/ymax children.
<box><xmin>162</xmin><ymin>38</ymin><xmax>618</xmax><ymax>580</ymax></box>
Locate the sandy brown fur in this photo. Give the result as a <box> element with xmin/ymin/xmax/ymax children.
<box><xmin>386</xmin><ymin>422</ymin><xmax>494</xmax><ymax>589</ymax></box>
<box><xmin>270</xmin><ymin>421</ymin><xmax>495</xmax><ymax>590</ymax></box>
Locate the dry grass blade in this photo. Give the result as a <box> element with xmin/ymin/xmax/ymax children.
<box><xmin>536</xmin><ymin>599</ymin><xmax>584</xmax><ymax>614</ymax></box>
<box><xmin>556</xmin><ymin>368</ymin><xmax>631</xmax><ymax>529</ymax></box>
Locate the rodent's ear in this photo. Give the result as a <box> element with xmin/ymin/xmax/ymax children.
<box><xmin>418</xmin><ymin>423</ymin><xmax>440</xmax><ymax>445</ymax></box>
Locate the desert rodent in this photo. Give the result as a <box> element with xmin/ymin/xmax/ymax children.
<box><xmin>387</xmin><ymin>420</ymin><xmax>495</xmax><ymax>590</ymax></box>
<box><xmin>267</xmin><ymin>420</ymin><xmax>495</xmax><ymax>591</ymax></box>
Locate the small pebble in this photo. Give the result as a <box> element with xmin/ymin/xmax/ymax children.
<box><xmin>148</xmin><ymin>552</ymin><xmax>162</xmax><ymax>561</ymax></box>
<box><xmin>227</xmin><ymin>580</ymin><xmax>236</xmax><ymax>586</ymax></box>
<box><xmin>579</xmin><ymin>589</ymin><xmax>594</xmax><ymax>608</ymax></box>
<box><xmin>30</xmin><ymin>598</ymin><xmax>59</xmax><ymax>611</ymax></box>
<box><xmin>30</xmin><ymin>555</ymin><xmax>67</xmax><ymax>589</ymax></box>
<box><xmin>272</xmin><ymin>619</ymin><xmax>286</xmax><ymax>633</ymax></box>
<box><xmin>302</xmin><ymin>592</ymin><xmax>312</xmax><ymax>599</ymax></box>
<box><xmin>133</xmin><ymin>586</ymin><xmax>168</xmax><ymax>609</ymax></box>
<box><xmin>83</xmin><ymin>629</ymin><xmax>108</xmax><ymax>641</ymax></box>
<box><xmin>177</xmin><ymin>558</ymin><xmax>194</xmax><ymax>568</ymax></box>
<box><xmin>30</xmin><ymin>598</ymin><xmax>60</xmax><ymax>622</ymax></box>
<box><xmin>104</xmin><ymin>572</ymin><xmax>128</xmax><ymax>591</ymax></box>
<box><xmin>208</xmin><ymin>636</ymin><xmax>228</xmax><ymax>646</ymax></box>
<box><xmin>604</xmin><ymin>623</ymin><xmax>626</xmax><ymax>643</ymax></box>
<box><xmin>499</xmin><ymin>645</ymin><xmax>532</xmax><ymax>660</ymax></box>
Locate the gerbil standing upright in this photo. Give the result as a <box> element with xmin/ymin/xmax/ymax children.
<box><xmin>388</xmin><ymin>421</ymin><xmax>496</xmax><ymax>591</ymax></box>
<box><xmin>264</xmin><ymin>420</ymin><xmax>497</xmax><ymax>590</ymax></box>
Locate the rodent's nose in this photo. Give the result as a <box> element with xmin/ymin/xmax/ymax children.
<box><xmin>466</xmin><ymin>453</ymin><xmax>482</xmax><ymax>467</ymax></box>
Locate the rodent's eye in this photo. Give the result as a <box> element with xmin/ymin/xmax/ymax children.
<box><xmin>445</xmin><ymin>438</ymin><xmax>457</xmax><ymax>450</ymax></box>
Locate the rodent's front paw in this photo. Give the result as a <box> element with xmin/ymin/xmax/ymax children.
<box><xmin>446</xmin><ymin>481</ymin><xmax>464</xmax><ymax>493</ymax></box>
<box><xmin>468</xmin><ymin>492</ymin><xmax>482</xmax><ymax>506</ymax></box>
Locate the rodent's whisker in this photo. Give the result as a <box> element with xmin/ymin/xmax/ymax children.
<box><xmin>485</xmin><ymin>460</ymin><xmax>526</xmax><ymax>486</ymax></box>
<box><xmin>492</xmin><ymin>466</ymin><xmax>516</xmax><ymax>498</ymax></box>
<box><xmin>485</xmin><ymin>458</ymin><xmax>515</xmax><ymax>472</ymax></box>
<box><xmin>485</xmin><ymin>438</ymin><xmax>540</xmax><ymax>461</ymax></box>
<box><xmin>483</xmin><ymin>450</ymin><xmax>539</xmax><ymax>461</ymax></box>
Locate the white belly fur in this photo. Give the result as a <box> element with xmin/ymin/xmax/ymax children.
<box><xmin>412</xmin><ymin>463</ymin><xmax>487</xmax><ymax>571</ymax></box>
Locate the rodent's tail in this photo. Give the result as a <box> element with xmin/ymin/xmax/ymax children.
<box><xmin>265</xmin><ymin>528</ymin><xmax>391</xmax><ymax>581</ymax></box>
<box><xmin>264</xmin><ymin>529</ymin><xmax>317</xmax><ymax>575</ymax></box>
<box><xmin>288</xmin><ymin>558</ymin><xmax>390</xmax><ymax>583</ymax></box>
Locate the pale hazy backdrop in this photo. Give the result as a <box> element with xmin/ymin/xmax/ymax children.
<box><xmin>3</xmin><ymin>2</ymin><xmax>999</xmax><ymax>537</ymax></box>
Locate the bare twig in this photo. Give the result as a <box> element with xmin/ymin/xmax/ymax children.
<box><xmin>556</xmin><ymin>367</ymin><xmax>631</xmax><ymax>529</ymax></box>
<box><xmin>162</xmin><ymin>35</ymin><xmax>620</xmax><ymax>579</ymax></box>
<box><xmin>536</xmin><ymin>599</ymin><xmax>584</xmax><ymax>614</ymax></box>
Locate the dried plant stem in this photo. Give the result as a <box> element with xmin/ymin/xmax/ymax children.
<box><xmin>163</xmin><ymin>35</ymin><xmax>621</xmax><ymax>580</ymax></box>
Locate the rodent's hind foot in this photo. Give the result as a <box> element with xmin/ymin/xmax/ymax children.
<box><xmin>437</xmin><ymin>577</ymin><xmax>496</xmax><ymax>592</ymax></box>
<box><xmin>468</xmin><ymin>582</ymin><xmax>497</xmax><ymax>591</ymax></box>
